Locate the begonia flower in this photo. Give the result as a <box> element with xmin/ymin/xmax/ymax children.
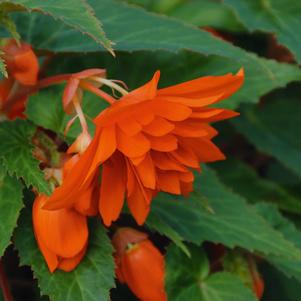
<box><xmin>45</xmin><ymin>69</ymin><xmax>244</xmax><ymax>225</ymax></box>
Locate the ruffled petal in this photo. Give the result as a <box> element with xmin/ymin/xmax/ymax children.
<box><xmin>99</xmin><ymin>152</ymin><xmax>126</xmax><ymax>226</ymax></box>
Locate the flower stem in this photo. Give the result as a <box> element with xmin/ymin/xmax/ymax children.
<box><xmin>0</xmin><ymin>260</ymin><xmax>13</xmax><ymax>301</ymax></box>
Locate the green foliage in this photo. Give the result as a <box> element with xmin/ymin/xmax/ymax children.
<box><xmin>150</xmin><ymin>167</ymin><xmax>301</xmax><ymax>260</ymax></box>
<box><xmin>5</xmin><ymin>0</ymin><xmax>301</xmax><ymax>109</ymax></box>
<box><xmin>255</xmin><ymin>203</ymin><xmax>301</xmax><ymax>282</ymax></box>
<box><xmin>2</xmin><ymin>0</ymin><xmax>113</xmax><ymax>53</ymax></box>
<box><xmin>224</xmin><ymin>0</ymin><xmax>301</xmax><ymax>63</ymax></box>
<box><xmin>14</xmin><ymin>206</ymin><xmax>115</xmax><ymax>301</ymax></box>
<box><xmin>232</xmin><ymin>97</ymin><xmax>301</xmax><ymax>179</ymax></box>
<box><xmin>0</xmin><ymin>120</ymin><xmax>51</xmax><ymax>194</ymax></box>
<box><xmin>0</xmin><ymin>168</ymin><xmax>23</xmax><ymax>256</ymax></box>
<box><xmin>214</xmin><ymin>159</ymin><xmax>301</xmax><ymax>215</ymax></box>
<box><xmin>0</xmin><ymin>54</ymin><xmax>6</xmax><ymax>77</ymax></box>
<box><xmin>166</xmin><ymin>244</ymin><xmax>257</xmax><ymax>301</ymax></box>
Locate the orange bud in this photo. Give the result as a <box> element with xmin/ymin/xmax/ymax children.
<box><xmin>113</xmin><ymin>228</ymin><xmax>167</xmax><ymax>301</ymax></box>
<box><xmin>33</xmin><ymin>195</ymin><xmax>88</xmax><ymax>272</ymax></box>
<box><xmin>2</xmin><ymin>39</ymin><xmax>39</xmax><ymax>86</ymax></box>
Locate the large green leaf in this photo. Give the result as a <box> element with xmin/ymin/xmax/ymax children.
<box><xmin>213</xmin><ymin>159</ymin><xmax>301</xmax><ymax>215</ymax></box>
<box><xmin>255</xmin><ymin>203</ymin><xmax>301</xmax><ymax>283</ymax></box>
<box><xmin>224</xmin><ymin>0</ymin><xmax>301</xmax><ymax>63</ymax></box>
<box><xmin>0</xmin><ymin>119</ymin><xmax>51</xmax><ymax>194</ymax></box>
<box><xmin>7</xmin><ymin>0</ymin><xmax>301</xmax><ymax>109</ymax></box>
<box><xmin>232</xmin><ymin>97</ymin><xmax>301</xmax><ymax>179</ymax></box>
<box><xmin>166</xmin><ymin>244</ymin><xmax>257</xmax><ymax>301</ymax></box>
<box><xmin>3</xmin><ymin>0</ymin><xmax>113</xmax><ymax>53</ymax></box>
<box><xmin>14</xmin><ymin>207</ymin><xmax>115</xmax><ymax>301</ymax></box>
<box><xmin>149</xmin><ymin>167</ymin><xmax>301</xmax><ymax>260</ymax></box>
<box><xmin>0</xmin><ymin>168</ymin><xmax>23</xmax><ymax>256</ymax></box>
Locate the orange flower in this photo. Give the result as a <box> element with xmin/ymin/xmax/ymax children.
<box><xmin>113</xmin><ymin>228</ymin><xmax>167</xmax><ymax>301</ymax></box>
<box><xmin>32</xmin><ymin>195</ymin><xmax>88</xmax><ymax>272</ymax></box>
<box><xmin>45</xmin><ymin>69</ymin><xmax>244</xmax><ymax>225</ymax></box>
<box><xmin>2</xmin><ymin>39</ymin><xmax>39</xmax><ymax>85</ymax></box>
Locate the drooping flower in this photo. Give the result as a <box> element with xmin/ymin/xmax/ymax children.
<box><xmin>45</xmin><ymin>69</ymin><xmax>244</xmax><ymax>225</ymax></box>
<box><xmin>113</xmin><ymin>228</ymin><xmax>167</xmax><ymax>301</ymax></box>
<box><xmin>32</xmin><ymin>195</ymin><xmax>88</xmax><ymax>272</ymax></box>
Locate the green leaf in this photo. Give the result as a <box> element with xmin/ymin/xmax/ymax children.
<box><xmin>165</xmin><ymin>0</ymin><xmax>245</xmax><ymax>32</ymax></box>
<box><xmin>255</xmin><ymin>203</ymin><xmax>301</xmax><ymax>283</ymax></box>
<box><xmin>3</xmin><ymin>0</ymin><xmax>113</xmax><ymax>53</ymax></box>
<box><xmin>14</xmin><ymin>206</ymin><xmax>115</xmax><ymax>301</ymax></box>
<box><xmin>0</xmin><ymin>10</ymin><xmax>20</xmax><ymax>42</ymax></box>
<box><xmin>8</xmin><ymin>0</ymin><xmax>301</xmax><ymax>109</ymax></box>
<box><xmin>146</xmin><ymin>214</ymin><xmax>190</xmax><ymax>257</ymax></box>
<box><xmin>166</xmin><ymin>244</ymin><xmax>257</xmax><ymax>301</ymax></box>
<box><xmin>224</xmin><ymin>0</ymin><xmax>301</xmax><ymax>63</ymax></box>
<box><xmin>0</xmin><ymin>168</ymin><xmax>23</xmax><ymax>256</ymax></box>
<box><xmin>232</xmin><ymin>97</ymin><xmax>301</xmax><ymax>179</ymax></box>
<box><xmin>0</xmin><ymin>119</ymin><xmax>51</xmax><ymax>194</ymax></box>
<box><xmin>213</xmin><ymin>159</ymin><xmax>301</xmax><ymax>215</ymax></box>
<box><xmin>149</xmin><ymin>167</ymin><xmax>301</xmax><ymax>260</ymax></box>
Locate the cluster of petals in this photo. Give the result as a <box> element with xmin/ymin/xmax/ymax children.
<box><xmin>45</xmin><ymin>69</ymin><xmax>244</xmax><ymax>226</ymax></box>
<box><xmin>0</xmin><ymin>39</ymin><xmax>39</xmax><ymax>119</ymax></box>
<box><xmin>33</xmin><ymin>154</ymin><xmax>97</xmax><ymax>272</ymax></box>
<box><xmin>113</xmin><ymin>227</ymin><xmax>167</xmax><ymax>301</ymax></box>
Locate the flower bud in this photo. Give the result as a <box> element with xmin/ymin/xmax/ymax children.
<box><xmin>112</xmin><ymin>228</ymin><xmax>167</xmax><ymax>301</ymax></box>
<box><xmin>33</xmin><ymin>195</ymin><xmax>88</xmax><ymax>272</ymax></box>
<box><xmin>2</xmin><ymin>39</ymin><xmax>39</xmax><ymax>86</ymax></box>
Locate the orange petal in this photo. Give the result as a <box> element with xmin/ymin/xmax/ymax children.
<box><xmin>34</xmin><ymin>195</ymin><xmax>88</xmax><ymax>258</ymax></box>
<box><xmin>135</xmin><ymin>153</ymin><xmax>156</xmax><ymax>189</ymax></box>
<box><xmin>156</xmin><ymin>94</ymin><xmax>222</xmax><ymax>107</ymax></box>
<box><xmin>118</xmin><ymin>118</ymin><xmax>142</xmax><ymax>136</ymax></box>
<box><xmin>157</xmin><ymin>171</ymin><xmax>181</xmax><ymax>195</ymax></box>
<box><xmin>33</xmin><ymin>200</ymin><xmax>58</xmax><ymax>272</ymax></box>
<box><xmin>142</xmin><ymin>116</ymin><xmax>174</xmax><ymax>136</ymax></box>
<box><xmin>3</xmin><ymin>40</ymin><xmax>39</xmax><ymax>85</ymax></box>
<box><xmin>58</xmin><ymin>243</ymin><xmax>87</xmax><ymax>272</ymax></box>
<box><xmin>147</xmin><ymin>134</ymin><xmax>178</xmax><ymax>152</ymax></box>
<box><xmin>158</xmin><ymin>69</ymin><xmax>244</xmax><ymax>103</ymax></box>
<box><xmin>99</xmin><ymin>152</ymin><xmax>126</xmax><ymax>226</ymax></box>
<box><xmin>130</xmin><ymin>71</ymin><xmax>160</xmax><ymax>100</ymax></box>
<box><xmin>173</xmin><ymin>119</ymin><xmax>209</xmax><ymax>137</ymax></box>
<box><xmin>170</xmin><ymin>145</ymin><xmax>200</xmax><ymax>169</ymax></box>
<box><xmin>152</xmin><ymin>100</ymin><xmax>192</xmax><ymax>121</ymax></box>
<box><xmin>185</xmin><ymin>137</ymin><xmax>225</xmax><ymax>162</ymax></box>
<box><xmin>84</xmin><ymin>126</ymin><xmax>116</xmax><ymax>182</ymax></box>
<box><xmin>62</xmin><ymin>77</ymin><xmax>80</xmax><ymax>113</ymax></box>
<box><xmin>152</xmin><ymin>151</ymin><xmax>187</xmax><ymax>172</ymax></box>
<box><xmin>190</xmin><ymin>108</ymin><xmax>239</xmax><ymax>122</ymax></box>
<box><xmin>117</xmin><ymin>129</ymin><xmax>150</xmax><ymax>158</ymax></box>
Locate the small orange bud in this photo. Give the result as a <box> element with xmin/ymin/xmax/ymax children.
<box><xmin>33</xmin><ymin>195</ymin><xmax>88</xmax><ymax>272</ymax></box>
<box><xmin>112</xmin><ymin>228</ymin><xmax>167</xmax><ymax>301</ymax></box>
<box><xmin>2</xmin><ymin>39</ymin><xmax>39</xmax><ymax>86</ymax></box>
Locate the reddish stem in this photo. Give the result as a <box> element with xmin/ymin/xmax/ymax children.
<box><xmin>0</xmin><ymin>260</ymin><xmax>13</xmax><ymax>301</ymax></box>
